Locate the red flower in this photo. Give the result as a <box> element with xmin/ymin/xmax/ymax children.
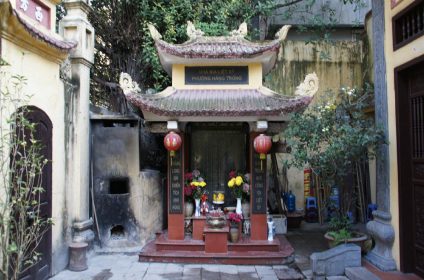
<box><xmin>228</xmin><ymin>212</ymin><xmax>243</xmax><ymax>223</ymax></box>
<box><xmin>184</xmin><ymin>185</ymin><xmax>193</xmax><ymax>196</ymax></box>
<box><xmin>201</xmin><ymin>194</ymin><xmax>208</xmax><ymax>202</ymax></box>
<box><xmin>185</xmin><ymin>172</ymin><xmax>193</xmax><ymax>181</ymax></box>
<box><xmin>229</xmin><ymin>170</ymin><xmax>237</xmax><ymax>179</ymax></box>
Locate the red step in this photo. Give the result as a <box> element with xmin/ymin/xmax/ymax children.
<box><xmin>228</xmin><ymin>237</ymin><xmax>280</xmax><ymax>252</ymax></box>
<box><xmin>155</xmin><ymin>232</ymin><xmax>205</xmax><ymax>251</ymax></box>
<box><xmin>139</xmin><ymin>232</ymin><xmax>294</xmax><ymax>265</ymax></box>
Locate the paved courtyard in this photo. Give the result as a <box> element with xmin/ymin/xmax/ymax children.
<box><xmin>51</xmin><ymin>253</ymin><xmax>304</xmax><ymax>280</ymax></box>
<box><xmin>51</xmin><ymin>223</ymin><xmax>330</xmax><ymax>280</ymax></box>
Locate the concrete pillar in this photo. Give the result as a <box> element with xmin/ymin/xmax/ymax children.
<box><xmin>59</xmin><ymin>0</ymin><xmax>95</xmax><ymax>244</ymax></box>
<box><xmin>365</xmin><ymin>0</ymin><xmax>396</xmax><ymax>271</ymax></box>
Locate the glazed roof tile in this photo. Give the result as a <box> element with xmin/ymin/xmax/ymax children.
<box><xmin>126</xmin><ymin>87</ymin><xmax>312</xmax><ymax>117</ymax></box>
<box><xmin>155</xmin><ymin>36</ymin><xmax>281</xmax><ymax>59</ymax></box>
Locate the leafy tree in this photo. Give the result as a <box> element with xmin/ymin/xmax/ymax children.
<box><xmin>283</xmin><ymin>85</ymin><xmax>385</xmax><ymax>213</ymax></box>
<box><xmin>0</xmin><ymin>63</ymin><xmax>53</xmax><ymax>279</ymax></box>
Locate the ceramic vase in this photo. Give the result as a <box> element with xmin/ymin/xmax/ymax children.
<box><xmin>241</xmin><ymin>201</ymin><xmax>250</xmax><ymax>218</ymax></box>
<box><xmin>184</xmin><ymin>201</ymin><xmax>194</xmax><ymax>217</ymax></box>
<box><xmin>194</xmin><ymin>198</ymin><xmax>201</xmax><ymax>217</ymax></box>
<box><xmin>236</xmin><ymin>197</ymin><xmax>242</xmax><ymax>215</ymax></box>
<box><xmin>230</xmin><ymin>225</ymin><xmax>239</xmax><ymax>243</ymax></box>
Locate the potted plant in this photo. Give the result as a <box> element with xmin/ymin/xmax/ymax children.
<box><xmin>284</xmin><ymin>85</ymin><xmax>385</xmax><ymax>235</ymax></box>
<box><xmin>324</xmin><ymin>214</ymin><xmax>368</xmax><ymax>251</ymax></box>
<box><xmin>228</xmin><ymin>212</ymin><xmax>243</xmax><ymax>243</ymax></box>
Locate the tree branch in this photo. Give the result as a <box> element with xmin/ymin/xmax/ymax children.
<box><xmin>274</xmin><ymin>0</ymin><xmax>304</xmax><ymax>9</ymax></box>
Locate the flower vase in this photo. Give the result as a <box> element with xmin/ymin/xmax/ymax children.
<box><xmin>236</xmin><ymin>197</ymin><xmax>242</xmax><ymax>215</ymax></box>
<box><xmin>184</xmin><ymin>201</ymin><xmax>194</xmax><ymax>217</ymax></box>
<box><xmin>230</xmin><ymin>225</ymin><xmax>239</xmax><ymax>243</ymax></box>
<box><xmin>241</xmin><ymin>201</ymin><xmax>250</xmax><ymax>218</ymax></box>
<box><xmin>194</xmin><ymin>198</ymin><xmax>201</xmax><ymax>217</ymax></box>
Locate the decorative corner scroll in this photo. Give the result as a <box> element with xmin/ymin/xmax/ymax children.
<box><xmin>119</xmin><ymin>72</ymin><xmax>141</xmax><ymax>95</ymax></box>
<box><xmin>275</xmin><ymin>25</ymin><xmax>291</xmax><ymax>42</ymax></box>
<box><xmin>295</xmin><ymin>72</ymin><xmax>319</xmax><ymax>97</ymax></box>
<box><xmin>187</xmin><ymin>21</ymin><xmax>204</xmax><ymax>40</ymax></box>
<box><xmin>147</xmin><ymin>23</ymin><xmax>162</xmax><ymax>41</ymax></box>
<box><xmin>230</xmin><ymin>22</ymin><xmax>248</xmax><ymax>38</ymax></box>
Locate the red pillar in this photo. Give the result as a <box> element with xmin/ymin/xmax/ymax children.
<box><xmin>167</xmin><ymin>133</ymin><xmax>184</xmax><ymax>240</ymax></box>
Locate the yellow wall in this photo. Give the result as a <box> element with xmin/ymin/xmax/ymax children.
<box><xmin>1</xmin><ymin>33</ymin><xmax>68</xmax><ymax>274</ymax></box>
<box><xmin>172</xmin><ymin>63</ymin><xmax>262</xmax><ymax>89</ymax></box>
<box><xmin>265</xmin><ymin>40</ymin><xmax>365</xmax><ymax>98</ymax></box>
<box><xmin>384</xmin><ymin>0</ymin><xmax>424</xmax><ymax>269</ymax></box>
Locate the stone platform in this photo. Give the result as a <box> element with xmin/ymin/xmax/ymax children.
<box><xmin>139</xmin><ymin>231</ymin><xmax>294</xmax><ymax>265</ymax></box>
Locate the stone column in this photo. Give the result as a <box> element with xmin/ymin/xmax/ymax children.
<box><xmin>365</xmin><ymin>0</ymin><xmax>396</xmax><ymax>271</ymax></box>
<box><xmin>59</xmin><ymin>0</ymin><xmax>95</xmax><ymax>244</ymax></box>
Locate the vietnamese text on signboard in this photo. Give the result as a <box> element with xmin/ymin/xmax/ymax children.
<box><xmin>169</xmin><ymin>150</ymin><xmax>183</xmax><ymax>214</ymax></box>
<box><xmin>185</xmin><ymin>66</ymin><xmax>249</xmax><ymax>85</ymax></box>
<box><xmin>252</xmin><ymin>152</ymin><xmax>266</xmax><ymax>214</ymax></box>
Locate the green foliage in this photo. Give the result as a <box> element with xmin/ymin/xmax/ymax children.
<box><xmin>89</xmin><ymin>0</ymin><xmax>265</xmax><ymax>97</ymax></box>
<box><xmin>329</xmin><ymin>214</ymin><xmax>352</xmax><ymax>232</ymax></box>
<box><xmin>0</xmin><ymin>66</ymin><xmax>53</xmax><ymax>280</ymax></box>
<box><xmin>284</xmin><ymin>84</ymin><xmax>386</xmax><ymax>185</ymax></box>
<box><xmin>328</xmin><ymin>228</ymin><xmax>353</xmax><ymax>245</ymax></box>
<box><xmin>327</xmin><ymin>213</ymin><xmax>354</xmax><ymax>245</ymax></box>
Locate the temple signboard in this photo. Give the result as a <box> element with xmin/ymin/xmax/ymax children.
<box><xmin>252</xmin><ymin>152</ymin><xmax>266</xmax><ymax>214</ymax></box>
<box><xmin>16</xmin><ymin>0</ymin><xmax>51</xmax><ymax>29</ymax></box>
<box><xmin>185</xmin><ymin>66</ymin><xmax>248</xmax><ymax>85</ymax></box>
<box><xmin>169</xmin><ymin>150</ymin><xmax>183</xmax><ymax>214</ymax></box>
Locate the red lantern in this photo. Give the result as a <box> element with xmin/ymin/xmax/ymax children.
<box><xmin>164</xmin><ymin>131</ymin><xmax>182</xmax><ymax>158</ymax></box>
<box><xmin>254</xmin><ymin>134</ymin><xmax>272</xmax><ymax>170</ymax></box>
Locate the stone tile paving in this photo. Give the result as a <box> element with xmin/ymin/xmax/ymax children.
<box><xmin>50</xmin><ymin>253</ymin><xmax>304</xmax><ymax>280</ymax></box>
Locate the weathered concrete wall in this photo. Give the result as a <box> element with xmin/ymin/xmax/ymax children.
<box><xmin>134</xmin><ymin>170</ymin><xmax>163</xmax><ymax>244</ymax></box>
<box><xmin>265</xmin><ymin>40</ymin><xmax>365</xmax><ymax>99</ymax></box>
<box><xmin>91</xmin><ymin>120</ymin><xmax>163</xmax><ymax>249</ymax></box>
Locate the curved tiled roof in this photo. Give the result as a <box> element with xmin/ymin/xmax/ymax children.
<box><xmin>126</xmin><ymin>87</ymin><xmax>312</xmax><ymax>117</ymax></box>
<box><xmin>13</xmin><ymin>9</ymin><xmax>76</xmax><ymax>51</ymax></box>
<box><xmin>155</xmin><ymin>36</ymin><xmax>281</xmax><ymax>59</ymax></box>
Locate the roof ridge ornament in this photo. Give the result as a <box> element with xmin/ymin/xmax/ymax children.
<box><xmin>275</xmin><ymin>25</ymin><xmax>291</xmax><ymax>42</ymax></box>
<box><xmin>119</xmin><ymin>72</ymin><xmax>141</xmax><ymax>95</ymax></box>
<box><xmin>187</xmin><ymin>21</ymin><xmax>204</xmax><ymax>40</ymax></box>
<box><xmin>230</xmin><ymin>22</ymin><xmax>248</xmax><ymax>38</ymax></box>
<box><xmin>148</xmin><ymin>23</ymin><xmax>162</xmax><ymax>41</ymax></box>
<box><xmin>295</xmin><ymin>72</ymin><xmax>319</xmax><ymax>97</ymax></box>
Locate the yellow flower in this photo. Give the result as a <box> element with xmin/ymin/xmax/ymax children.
<box><xmin>235</xmin><ymin>176</ymin><xmax>243</xmax><ymax>186</ymax></box>
<box><xmin>199</xmin><ymin>181</ymin><xmax>206</xmax><ymax>187</ymax></box>
<box><xmin>228</xmin><ymin>178</ymin><xmax>235</xmax><ymax>188</ymax></box>
<box><xmin>192</xmin><ymin>181</ymin><xmax>199</xmax><ymax>187</ymax></box>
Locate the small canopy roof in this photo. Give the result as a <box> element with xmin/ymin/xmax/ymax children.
<box><xmin>148</xmin><ymin>22</ymin><xmax>291</xmax><ymax>75</ymax></box>
<box><xmin>126</xmin><ymin>86</ymin><xmax>313</xmax><ymax>122</ymax></box>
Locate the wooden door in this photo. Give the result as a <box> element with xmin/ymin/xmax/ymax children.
<box><xmin>19</xmin><ymin>107</ymin><xmax>52</xmax><ymax>280</ymax></box>
<box><xmin>189</xmin><ymin>123</ymin><xmax>248</xmax><ymax>204</ymax></box>
<box><xmin>396</xmin><ymin>59</ymin><xmax>424</xmax><ymax>277</ymax></box>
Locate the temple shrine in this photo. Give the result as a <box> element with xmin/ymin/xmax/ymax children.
<box><xmin>123</xmin><ymin>22</ymin><xmax>319</xmax><ymax>264</ymax></box>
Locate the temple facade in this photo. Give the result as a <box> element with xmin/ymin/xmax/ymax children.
<box><xmin>124</xmin><ymin>22</ymin><xmax>318</xmax><ymax>263</ymax></box>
